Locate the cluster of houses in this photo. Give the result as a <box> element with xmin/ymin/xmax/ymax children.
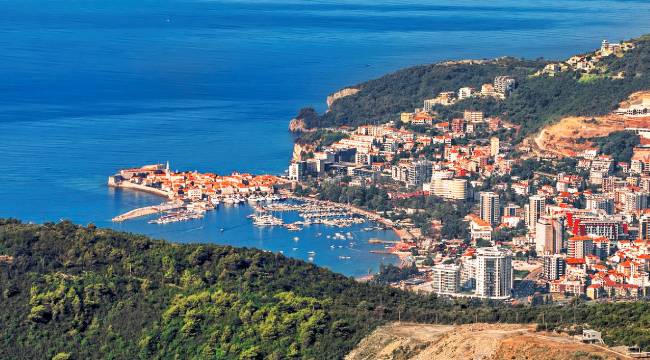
<box><xmin>422</xmin><ymin>75</ymin><xmax>517</xmax><ymax>109</ymax></box>
<box><xmin>537</xmin><ymin>39</ymin><xmax>635</xmax><ymax>76</ymax></box>
<box><xmin>110</xmin><ymin>163</ymin><xmax>283</xmax><ymax>202</ymax></box>
<box><xmin>385</xmin><ymin>123</ymin><xmax>650</xmax><ymax>300</ymax></box>
<box><xmin>578</xmin><ymin>128</ymin><xmax>650</xmax><ymax>177</ymax></box>
<box><xmin>286</xmin><ymin>51</ymin><xmax>650</xmax><ymax>301</ymax></box>
<box><xmin>289</xmin><ymin>109</ymin><xmax>517</xmax><ymax>192</ymax></box>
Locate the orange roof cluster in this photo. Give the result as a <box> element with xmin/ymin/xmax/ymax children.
<box><xmin>466</xmin><ymin>214</ymin><xmax>491</xmax><ymax>228</ymax></box>
<box><xmin>566</xmin><ymin>258</ymin><xmax>586</xmax><ymax>265</ymax></box>
<box><xmin>569</xmin><ymin>236</ymin><xmax>593</xmax><ymax>242</ymax></box>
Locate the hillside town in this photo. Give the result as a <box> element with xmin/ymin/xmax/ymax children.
<box><xmin>287</xmin><ymin>40</ymin><xmax>650</xmax><ymax>303</ymax></box>
<box><xmin>107</xmin><ymin>39</ymin><xmax>650</xmax><ymax>304</ymax></box>
<box><xmin>535</xmin><ymin>39</ymin><xmax>635</xmax><ymax>77</ymax></box>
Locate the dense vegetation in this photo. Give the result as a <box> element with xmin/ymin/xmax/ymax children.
<box><xmin>372</xmin><ymin>263</ymin><xmax>419</xmax><ymax>285</ymax></box>
<box><xmin>299</xmin><ymin>57</ymin><xmax>543</xmax><ymax>128</ymax></box>
<box><xmin>294</xmin><ymin>129</ymin><xmax>349</xmax><ymax>148</ymax></box>
<box><xmin>296</xmin><ymin>34</ymin><xmax>650</xmax><ymax>140</ymax></box>
<box><xmin>591</xmin><ymin>130</ymin><xmax>640</xmax><ymax>163</ymax></box>
<box><xmin>2</xmin><ymin>219</ymin><xmax>650</xmax><ymax>359</ymax></box>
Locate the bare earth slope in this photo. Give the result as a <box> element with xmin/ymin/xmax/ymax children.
<box><xmin>346</xmin><ymin>323</ymin><xmax>626</xmax><ymax>360</ymax></box>
<box><xmin>527</xmin><ymin>91</ymin><xmax>650</xmax><ymax>157</ymax></box>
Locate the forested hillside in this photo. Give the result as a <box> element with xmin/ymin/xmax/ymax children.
<box><xmin>1</xmin><ymin>219</ymin><xmax>650</xmax><ymax>359</ymax></box>
<box><xmin>306</xmin><ymin>57</ymin><xmax>543</xmax><ymax>128</ymax></box>
<box><xmin>297</xmin><ymin>34</ymin><xmax>650</xmax><ymax>139</ymax></box>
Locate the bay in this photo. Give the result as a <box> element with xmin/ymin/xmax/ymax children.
<box><xmin>2</xmin><ymin>0</ymin><xmax>650</xmax><ymax>276</ymax></box>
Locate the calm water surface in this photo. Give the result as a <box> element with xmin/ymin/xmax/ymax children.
<box><xmin>2</xmin><ymin>0</ymin><xmax>650</xmax><ymax>276</ymax></box>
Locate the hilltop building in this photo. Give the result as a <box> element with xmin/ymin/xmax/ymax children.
<box><xmin>494</xmin><ymin>76</ymin><xmax>516</xmax><ymax>97</ymax></box>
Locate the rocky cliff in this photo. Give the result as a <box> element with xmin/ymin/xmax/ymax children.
<box><xmin>288</xmin><ymin>118</ymin><xmax>309</xmax><ymax>132</ymax></box>
<box><xmin>326</xmin><ymin>87</ymin><xmax>360</xmax><ymax>108</ymax></box>
<box><xmin>291</xmin><ymin>142</ymin><xmax>315</xmax><ymax>161</ymax></box>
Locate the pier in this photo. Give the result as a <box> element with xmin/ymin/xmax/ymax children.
<box><xmin>368</xmin><ymin>238</ymin><xmax>399</xmax><ymax>244</ymax></box>
<box><xmin>111</xmin><ymin>201</ymin><xmax>184</xmax><ymax>222</ymax></box>
<box><xmin>251</xmin><ymin>198</ymin><xmax>366</xmax><ymax>229</ymax></box>
<box><xmin>112</xmin><ymin>205</ymin><xmax>161</xmax><ymax>222</ymax></box>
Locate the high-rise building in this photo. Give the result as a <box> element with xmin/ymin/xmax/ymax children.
<box><xmin>641</xmin><ymin>215</ymin><xmax>650</xmax><ymax>241</ymax></box>
<box><xmin>355</xmin><ymin>152</ymin><xmax>371</xmax><ymax>165</ymax></box>
<box><xmin>460</xmin><ymin>257</ymin><xmax>476</xmax><ymax>291</ymax></box>
<box><xmin>535</xmin><ymin>216</ymin><xmax>552</xmax><ymax>254</ymax></box>
<box><xmin>640</xmin><ymin>177</ymin><xmax>650</xmax><ymax>192</ymax></box>
<box><xmin>490</xmin><ymin>137</ymin><xmax>500</xmax><ymax>157</ymax></box>
<box><xmin>407</xmin><ymin>159</ymin><xmax>432</xmax><ymax>187</ymax></box>
<box><xmin>475</xmin><ymin>247</ymin><xmax>513</xmax><ymax>299</ymax></box>
<box><xmin>423</xmin><ymin>98</ymin><xmax>437</xmax><ymax>112</ymax></box>
<box><xmin>535</xmin><ymin>216</ymin><xmax>564</xmax><ymax>255</ymax></box>
<box><xmin>527</xmin><ymin>195</ymin><xmax>546</xmax><ymax>230</ymax></box>
<box><xmin>288</xmin><ymin>161</ymin><xmax>306</xmax><ymax>181</ymax></box>
<box><xmin>585</xmin><ymin>194</ymin><xmax>615</xmax><ymax>215</ymax></box>
<box><xmin>480</xmin><ymin>192</ymin><xmax>500</xmax><ymax>226</ymax></box>
<box><xmin>431</xmin><ymin>264</ymin><xmax>461</xmax><ymax>295</ymax></box>
<box><xmin>568</xmin><ymin>236</ymin><xmax>594</xmax><ymax>259</ymax></box>
<box><xmin>624</xmin><ymin>192</ymin><xmax>649</xmax><ymax>214</ymax></box>
<box><xmin>542</xmin><ymin>254</ymin><xmax>566</xmax><ymax>281</ymax></box>
<box><xmin>575</xmin><ymin>219</ymin><xmax>625</xmax><ymax>240</ymax></box>
<box><xmin>447</xmin><ymin>179</ymin><xmax>468</xmax><ymax>200</ymax></box>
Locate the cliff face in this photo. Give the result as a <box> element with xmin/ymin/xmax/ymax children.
<box><xmin>288</xmin><ymin>88</ymin><xmax>359</xmax><ymax>132</ymax></box>
<box><xmin>327</xmin><ymin>87</ymin><xmax>360</xmax><ymax>108</ymax></box>
<box><xmin>346</xmin><ymin>323</ymin><xmax>622</xmax><ymax>360</ymax></box>
<box><xmin>291</xmin><ymin>143</ymin><xmax>315</xmax><ymax>161</ymax></box>
<box><xmin>288</xmin><ymin>118</ymin><xmax>308</xmax><ymax>132</ymax></box>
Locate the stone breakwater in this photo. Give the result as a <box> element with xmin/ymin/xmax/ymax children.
<box><xmin>108</xmin><ymin>178</ymin><xmax>172</xmax><ymax>198</ymax></box>
<box><xmin>112</xmin><ymin>205</ymin><xmax>161</xmax><ymax>222</ymax></box>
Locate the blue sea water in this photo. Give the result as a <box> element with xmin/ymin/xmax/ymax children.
<box><xmin>1</xmin><ymin>0</ymin><xmax>650</xmax><ymax>276</ymax></box>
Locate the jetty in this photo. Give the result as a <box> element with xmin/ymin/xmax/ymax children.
<box><xmin>111</xmin><ymin>201</ymin><xmax>184</xmax><ymax>222</ymax></box>
<box><xmin>368</xmin><ymin>238</ymin><xmax>399</xmax><ymax>244</ymax></box>
<box><xmin>112</xmin><ymin>205</ymin><xmax>161</xmax><ymax>222</ymax></box>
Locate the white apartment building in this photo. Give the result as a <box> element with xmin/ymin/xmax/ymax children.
<box><xmin>475</xmin><ymin>247</ymin><xmax>513</xmax><ymax>299</ymax></box>
<box><xmin>431</xmin><ymin>264</ymin><xmax>461</xmax><ymax>295</ymax></box>
<box><xmin>527</xmin><ymin>195</ymin><xmax>546</xmax><ymax>230</ymax></box>
<box><xmin>494</xmin><ymin>76</ymin><xmax>516</xmax><ymax>97</ymax></box>
<box><xmin>429</xmin><ymin>178</ymin><xmax>468</xmax><ymax>200</ymax></box>
<box><xmin>535</xmin><ymin>216</ymin><xmax>564</xmax><ymax>255</ymax></box>
<box><xmin>480</xmin><ymin>191</ymin><xmax>500</xmax><ymax>226</ymax></box>
<box><xmin>458</xmin><ymin>87</ymin><xmax>475</xmax><ymax>100</ymax></box>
